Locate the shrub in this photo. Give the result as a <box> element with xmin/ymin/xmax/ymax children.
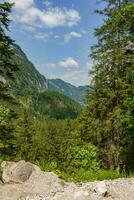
<box><xmin>66</xmin><ymin>143</ymin><xmax>100</xmax><ymax>174</ymax></box>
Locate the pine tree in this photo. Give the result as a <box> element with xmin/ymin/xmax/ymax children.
<box><xmin>79</xmin><ymin>0</ymin><xmax>134</xmax><ymax>172</ymax></box>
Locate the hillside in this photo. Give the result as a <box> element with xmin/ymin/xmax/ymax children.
<box><xmin>11</xmin><ymin>44</ymin><xmax>88</xmax><ymax>105</ymax></box>
<box><xmin>8</xmin><ymin>44</ymin><xmax>82</xmax><ymax>119</ymax></box>
<box><xmin>35</xmin><ymin>90</ymin><xmax>81</xmax><ymax>119</ymax></box>
<box><xmin>16</xmin><ymin>89</ymin><xmax>81</xmax><ymax>119</ymax></box>
<box><xmin>11</xmin><ymin>44</ymin><xmax>48</xmax><ymax>92</ymax></box>
<box><xmin>47</xmin><ymin>79</ymin><xmax>88</xmax><ymax>105</ymax></box>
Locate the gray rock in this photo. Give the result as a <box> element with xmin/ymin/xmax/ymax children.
<box><xmin>1</xmin><ymin>161</ymin><xmax>134</xmax><ymax>200</ymax></box>
<box><xmin>1</xmin><ymin>160</ymin><xmax>33</xmax><ymax>183</ymax></box>
<box><xmin>93</xmin><ymin>181</ymin><xmax>108</xmax><ymax>196</ymax></box>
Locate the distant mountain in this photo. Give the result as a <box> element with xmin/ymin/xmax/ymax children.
<box><xmin>10</xmin><ymin>44</ymin><xmax>87</xmax><ymax>114</ymax></box>
<box><xmin>16</xmin><ymin>89</ymin><xmax>81</xmax><ymax>119</ymax></box>
<box><xmin>11</xmin><ymin>44</ymin><xmax>48</xmax><ymax>92</ymax></box>
<box><xmin>47</xmin><ymin>79</ymin><xmax>88</xmax><ymax>105</ymax></box>
<box><xmin>35</xmin><ymin>90</ymin><xmax>81</xmax><ymax>119</ymax></box>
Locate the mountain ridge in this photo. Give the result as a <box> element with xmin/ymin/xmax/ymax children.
<box><xmin>11</xmin><ymin>44</ymin><xmax>48</xmax><ymax>92</ymax></box>
<box><xmin>47</xmin><ymin>78</ymin><xmax>88</xmax><ymax>104</ymax></box>
<box><xmin>11</xmin><ymin>44</ymin><xmax>88</xmax><ymax>105</ymax></box>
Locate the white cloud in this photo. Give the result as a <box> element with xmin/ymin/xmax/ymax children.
<box><xmin>9</xmin><ymin>0</ymin><xmax>80</xmax><ymax>28</ymax></box>
<box><xmin>34</xmin><ymin>33</ymin><xmax>50</xmax><ymax>40</ymax></box>
<box><xmin>64</xmin><ymin>31</ymin><xmax>82</xmax><ymax>43</ymax></box>
<box><xmin>62</xmin><ymin>70</ymin><xmax>89</xmax><ymax>86</ymax></box>
<box><xmin>36</xmin><ymin>61</ymin><xmax>91</xmax><ymax>86</ymax></box>
<box><xmin>59</xmin><ymin>57</ymin><xmax>79</xmax><ymax>68</ymax></box>
<box><xmin>23</xmin><ymin>25</ymin><xmax>36</xmax><ymax>32</ymax></box>
<box><xmin>10</xmin><ymin>0</ymin><xmax>34</xmax><ymax>11</ymax></box>
<box><xmin>45</xmin><ymin>57</ymin><xmax>79</xmax><ymax>68</ymax></box>
<box><xmin>46</xmin><ymin>70</ymin><xmax>89</xmax><ymax>86</ymax></box>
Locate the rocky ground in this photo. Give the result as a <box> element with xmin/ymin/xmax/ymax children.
<box><xmin>0</xmin><ymin>160</ymin><xmax>134</xmax><ymax>200</ymax></box>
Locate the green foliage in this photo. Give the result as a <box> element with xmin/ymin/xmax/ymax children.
<box><xmin>0</xmin><ymin>2</ymin><xmax>20</xmax><ymax>161</ymax></box>
<box><xmin>64</xmin><ymin>169</ymin><xmax>121</xmax><ymax>182</ymax></box>
<box><xmin>0</xmin><ymin>105</ymin><xmax>10</xmax><ymax>127</ymax></box>
<box><xmin>32</xmin><ymin>117</ymin><xmax>80</xmax><ymax>167</ymax></box>
<box><xmin>16</xmin><ymin>110</ymin><xmax>36</xmax><ymax>161</ymax></box>
<box><xmin>96</xmin><ymin>170</ymin><xmax>121</xmax><ymax>181</ymax></box>
<box><xmin>0</xmin><ymin>104</ymin><xmax>17</xmax><ymax>160</ymax></box>
<box><xmin>0</xmin><ymin>2</ymin><xmax>18</xmax><ymax>99</ymax></box>
<box><xmin>11</xmin><ymin>44</ymin><xmax>47</xmax><ymax>92</ymax></box>
<box><xmin>79</xmin><ymin>0</ymin><xmax>134</xmax><ymax>172</ymax></box>
<box><xmin>15</xmin><ymin>89</ymin><xmax>82</xmax><ymax>119</ymax></box>
<box><xmin>36</xmin><ymin>91</ymin><xmax>81</xmax><ymax>119</ymax></box>
<box><xmin>66</xmin><ymin>144</ymin><xmax>99</xmax><ymax>173</ymax></box>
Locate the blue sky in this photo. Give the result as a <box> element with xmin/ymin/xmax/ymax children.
<box><xmin>1</xmin><ymin>0</ymin><xmax>105</xmax><ymax>86</ymax></box>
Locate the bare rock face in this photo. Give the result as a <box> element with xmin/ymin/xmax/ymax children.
<box><xmin>0</xmin><ymin>161</ymin><xmax>134</xmax><ymax>200</ymax></box>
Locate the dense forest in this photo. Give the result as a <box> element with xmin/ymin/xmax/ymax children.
<box><xmin>0</xmin><ymin>0</ymin><xmax>134</xmax><ymax>182</ymax></box>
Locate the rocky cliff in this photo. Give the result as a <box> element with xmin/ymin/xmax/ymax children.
<box><xmin>0</xmin><ymin>161</ymin><xmax>134</xmax><ymax>200</ymax></box>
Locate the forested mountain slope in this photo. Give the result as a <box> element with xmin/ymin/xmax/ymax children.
<box><xmin>16</xmin><ymin>89</ymin><xmax>81</xmax><ymax>119</ymax></box>
<box><xmin>47</xmin><ymin>78</ymin><xmax>88</xmax><ymax>104</ymax></box>
<box><xmin>11</xmin><ymin>44</ymin><xmax>48</xmax><ymax>92</ymax></box>
<box><xmin>11</xmin><ymin>44</ymin><xmax>88</xmax><ymax>105</ymax></box>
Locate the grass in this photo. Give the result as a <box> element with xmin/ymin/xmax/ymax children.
<box><xmin>35</xmin><ymin>161</ymin><xmax>133</xmax><ymax>183</ymax></box>
<box><xmin>44</xmin><ymin>168</ymin><xmax>123</xmax><ymax>183</ymax></box>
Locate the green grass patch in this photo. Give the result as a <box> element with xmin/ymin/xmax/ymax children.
<box><xmin>40</xmin><ymin>166</ymin><xmax>123</xmax><ymax>182</ymax></box>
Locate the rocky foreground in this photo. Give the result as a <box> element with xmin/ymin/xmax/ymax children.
<box><xmin>0</xmin><ymin>161</ymin><xmax>134</xmax><ymax>200</ymax></box>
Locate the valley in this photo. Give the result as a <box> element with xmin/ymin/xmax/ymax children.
<box><xmin>0</xmin><ymin>1</ymin><xmax>134</xmax><ymax>199</ymax></box>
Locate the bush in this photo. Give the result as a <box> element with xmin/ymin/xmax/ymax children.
<box><xmin>66</xmin><ymin>143</ymin><xmax>100</xmax><ymax>174</ymax></box>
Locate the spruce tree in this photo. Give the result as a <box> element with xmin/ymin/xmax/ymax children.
<box><xmin>0</xmin><ymin>2</ymin><xmax>19</xmax><ymax>160</ymax></box>
<box><xmin>0</xmin><ymin>2</ymin><xmax>18</xmax><ymax>99</ymax></box>
<box><xmin>79</xmin><ymin>0</ymin><xmax>134</xmax><ymax>172</ymax></box>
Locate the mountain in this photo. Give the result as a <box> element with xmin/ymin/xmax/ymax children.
<box><xmin>11</xmin><ymin>44</ymin><xmax>88</xmax><ymax>106</ymax></box>
<box><xmin>34</xmin><ymin>90</ymin><xmax>81</xmax><ymax>119</ymax></box>
<box><xmin>47</xmin><ymin>79</ymin><xmax>88</xmax><ymax>105</ymax></box>
<box><xmin>16</xmin><ymin>89</ymin><xmax>81</xmax><ymax>119</ymax></box>
<box><xmin>11</xmin><ymin>44</ymin><xmax>48</xmax><ymax>92</ymax></box>
<box><xmin>9</xmin><ymin>44</ymin><xmax>82</xmax><ymax>119</ymax></box>
<box><xmin>9</xmin><ymin>44</ymin><xmax>88</xmax><ymax>119</ymax></box>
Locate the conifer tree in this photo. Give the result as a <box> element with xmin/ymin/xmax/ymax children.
<box><xmin>79</xmin><ymin>0</ymin><xmax>134</xmax><ymax>172</ymax></box>
<box><xmin>17</xmin><ymin>109</ymin><xmax>36</xmax><ymax>161</ymax></box>
<box><xmin>0</xmin><ymin>2</ymin><xmax>19</xmax><ymax>160</ymax></box>
<box><xmin>0</xmin><ymin>2</ymin><xmax>18</xmax><ymax>99</ymax></box>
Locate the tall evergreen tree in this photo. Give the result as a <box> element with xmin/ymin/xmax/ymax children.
<box><xmin>0</xmin><ymin>2</ymin><xmax>18</xmax><ymax>99</ymax></box>
<box><xmin>0</xmin><ymin>2</ymin><xmax>19</xmax><ymax>160</ymax></box>
<box><xmin>79</xmin><ymin>0</ymin><xmax>134</xmax><ymax>172</ymax></box>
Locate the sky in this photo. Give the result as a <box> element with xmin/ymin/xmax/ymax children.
<box><xmin>1</xmin><ymin>0</ymin><xmax>105</xmax><ymax>86</ymax></box>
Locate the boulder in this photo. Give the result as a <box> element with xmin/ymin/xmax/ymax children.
<box><xmin>1</xmin><ymin>161</ymin><xmax>134</xmax><ymax>200</ymax></box>
<box><xmin>93</xmin><ymin>181</ymin><xmax>108</xmax><ymax>196</ymax></box>
<box><xmin>1</xmin><ymin>160</ymin><xmax>33</xmax><ymax>183</ymax></box>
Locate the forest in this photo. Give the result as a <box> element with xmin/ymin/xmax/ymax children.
<box><xmin>0</xmin><ymin>0</ymin><xmax>134</xmax><ymax>182</ymax></box>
